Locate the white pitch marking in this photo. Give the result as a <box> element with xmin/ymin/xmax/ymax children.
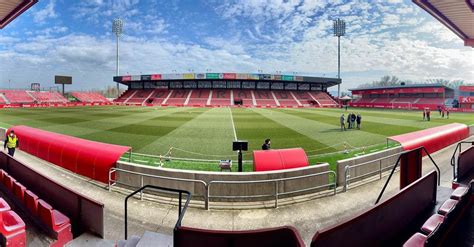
<box><xmin>228</xmin><ymin>108</ymin><xmax>238</xmax><ymax>141</ymax></box>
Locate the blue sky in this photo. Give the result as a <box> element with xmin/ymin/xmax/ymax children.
<box><xmin>0</xmin><ymin>0</ymin><xmax>472</xmax><ymax>91</ymax></box>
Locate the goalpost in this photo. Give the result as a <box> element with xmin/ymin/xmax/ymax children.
<box><xmin>391</xmin><ymin>102</ymin><xmax>412</xmax><ymax>110</ymax></box>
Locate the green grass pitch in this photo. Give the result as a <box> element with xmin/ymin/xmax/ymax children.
<box><xmin>0</xmin><ymin>106</ymin><xmax>472</xmax><ymax>172</ymax></box>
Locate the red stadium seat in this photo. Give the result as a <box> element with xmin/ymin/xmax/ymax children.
<box><xmin>37</xmin><ymin>199</ymin><xmax>70</xmax><ymax>232</ymax></box>
<box><xmin>437</xmin><ymin>199</ymin><xmax>458</xmax><ymax>216</ymax></box>
<box><xmin>2</xmin><ymin>175</ymin><xmax>15</xmax><ymax>191</ymax></box>
<box><xmin>24</xmin><ymin>190</ymin><xmax>39</xmax><ymax>215</ymax></box>
<box><xmin>0</xmin><ymin>198</ymin><xmax>11</xmax><ymax>212</ymax></box>
<box><xmin>0</xmin><ymin>210</ymin><xmax>26</xmax><ymax>247</ymax></box>
<box><xmin>421</xmin><ymin>214</ymin><xmax>444</xmax><ymax>235</ymax></box>
<box><xmin>450</xmin><ymin>186</ymin><xmax>469</xmax><ymax>201</ymax></box>
<box><xmin>12</xmin><ymin>182</ymin><xmax>26</xmax><ymax>201</ymax></box>
<box><xmin>403</xmin><ymin>232</ymin><xmax>427</xmax><ymax>247</ymax></box>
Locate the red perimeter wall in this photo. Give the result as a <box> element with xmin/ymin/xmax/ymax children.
<box><xmin>8</xmin><ymin>125</ymin><xmax>130</xmax><ymax>183</ymax></box>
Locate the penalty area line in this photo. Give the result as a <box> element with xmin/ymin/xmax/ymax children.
<box><xmin>228</xmin><ymin>108</ymin><xmax>237</xmax><ymax>141</ymax></box>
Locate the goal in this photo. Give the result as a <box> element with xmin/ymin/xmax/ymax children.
<box><xmin>391</xmin><ymin>102</ymin><xmax>412</xmax><ymax>110</ymax></box>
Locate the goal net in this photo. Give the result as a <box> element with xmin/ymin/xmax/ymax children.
<box><xmin>391</xmin><ymin>102</ymin><xmax>412</xmax><ymax>110</ymax></box>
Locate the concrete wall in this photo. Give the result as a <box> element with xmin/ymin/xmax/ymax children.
<box><xmin>336</xmin><ymin>146</ymin><xmax>403</xmax><ymax>186</ymax></box>
<box><xmin>469</xmin><ymin>125</ymin><xmax>474</xmax><ymax>136</ymax></box>
<box><xmin>116</xmin><ymin>162</ymin><xmax>331</xmax><ymax>201</ymax></box>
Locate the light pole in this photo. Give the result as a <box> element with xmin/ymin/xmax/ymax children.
<box><xmin>113</xmin><ymin>18</ymin><xmax>123</xmax><ymax>97</ymax></box>
<box><xmin>333</xmin><ymin>18</ymin><xmax>346</xmax><ymax>104</ymax></box>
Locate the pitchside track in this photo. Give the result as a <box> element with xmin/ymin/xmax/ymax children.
<box><xmin>0</xmin><ymin>106</ymin><xmax>472</xmax><ymax>171</ymax></box>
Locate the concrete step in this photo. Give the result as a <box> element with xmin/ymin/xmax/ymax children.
<box><xmin>136</xmin><ymin>231</ymin><xmax>173</xmax><ymax>247</ymax></box>
<box><xmin>117</xmin><ymin>235</ymin><xmax>141</xmax><ymax>247</ymax></box>
<box><xmin>66</xmin><ymin>232</ymin><xmax>116</xmax><ymax>247</ymax></box>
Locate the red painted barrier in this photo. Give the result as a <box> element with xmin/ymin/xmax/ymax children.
<box><xmin>388</xmin><ymin>123</ymin><xmax>469</xmax><ymax>155</ymax></box>
<box><xmin>8</xmin><ymin>126</ymin><xmax>130</xmax><ymax>183</ymax></box>
<box><xmin>253</xmin><ymin>148</ymin><xmax>309</xmax><ymax>172</ymax></box>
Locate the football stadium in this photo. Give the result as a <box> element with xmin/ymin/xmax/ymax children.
<box><xmin>0</xmin><ymin>0</ymin><xmax>473</xmax><ymax>246</ymax></box>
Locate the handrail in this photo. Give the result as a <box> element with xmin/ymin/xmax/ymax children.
<box><xmin>343</xmin><ymin>152</ymin><xmax>401</xmax><ymax>191</ymax></box>
<box><xmin>124</xmin><ymin>185</ymin><xmax>191</xmax><ymax>240</ymax></box>
<box><xmin>374</xmin><ymin>146</ymin><xmax>440</xmax><ymax>205</ymax></box>
<box><xmin>449</xmin><ymin>141</ymin><xmax>474</xmax><ymax>180</ymax></box>
<box><xmin>109</xmin><ymin>166</ymin><xmax>208</xmax><ymax>208</ymax></box>
<box><xmin>207</xmin><ymin>171</ymin><xmax>336</xmax><ymax>209</ymax></box>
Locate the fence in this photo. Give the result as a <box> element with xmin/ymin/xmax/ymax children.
<box><xmin>110</xmin><ymin>161</ymin><xmax>336</xmax><ymax>210</ymax></box>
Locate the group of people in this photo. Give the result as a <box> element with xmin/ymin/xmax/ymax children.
<box><xmin>340</xmin><ymin>113</ymin><xmax>362</xmax><ymax>131</ymax></box>
<box><xmin>423</xmin><ymin>107</ymin><xmax>449</xmax><ymax>121</ymax></box>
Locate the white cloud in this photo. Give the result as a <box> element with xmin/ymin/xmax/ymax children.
<box><xmin>33</xmin><ymin>0</ymin><xmax>58</xmax><ymax>23</ymax></box>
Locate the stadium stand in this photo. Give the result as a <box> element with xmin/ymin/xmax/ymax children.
<box><xmin>187</xmin><ymin>90</ymin><xmax>211</xmax><ymax>106</ymax></box>
<box><xmin>30</xmin><ymin>91</ymin><xmax>68</xmax><ymax>103</ymax></box>
<box><xmin>71</xmin><ymin>92</ymin><xmax>109</xmax><ymax>103</ymax></box>
<box><xmin>115</xmin><ymin>88</ymin><xmax>337</xmax><ymax>108</ymax></box>
<box><xmin>350</xmin><ymin>84</ymin><xmax>454</xmax><ymax>110</ymax></box>
<box><xmin>211</xmin><ymin>90</ymin><xmax>232</xmax><ymax>106</ymax></box>
<box><xmin>0</xmin><ymin>90</ymin><xmax>35</xmax><ymax>104</ymax></box>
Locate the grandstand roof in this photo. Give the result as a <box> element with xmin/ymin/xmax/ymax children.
<box><xmin>349</xmin><ymin>83</ymin><xmax>453</xmax><ymax>91</ymax></box>
<box><xmin>413</xmin><ymin>0</ymin><xmax>474</xmax><ymax>47</ymax></box>
<box><xmin>0</xmin><ymin>0</ymin><xmax>37</xmax><ymax>29</ymax></box>
<box><xmin>113</xmin><ymin>73</ymin><xmax>341</xmax><ymax>87</ymax></box>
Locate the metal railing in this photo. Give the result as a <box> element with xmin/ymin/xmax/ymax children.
<box><xmin>374</xmin><ymin>146</ymin><xmax>440</xmax><ymax>205</ymax></box>
<box><xmin>110</xmin><ymin>164</ymin><xmax>337</xmax><ymax>210</ymax></box>
<box><xmin>449</xmin><ymin>141</ymin><xmax>474</xmax><ymax>180</ymax></box>
<box><xmin>207</xmin><ymin>171</ymin><xmax>336</xmax><ymax>209</ymax></box>
<box><xmin>124</xmin><ymin>185</ymin><xmax>191</xmax><ymax>240</ymax></box>
<box><xmin>109</xmin><ymin>166</ymin><xmax>208</xmax><ymax>209</ymax></box>
<box><xmin>343</xmin><ymin>152</ymin><xmax>401</xmax><ymax>192</ymax></box>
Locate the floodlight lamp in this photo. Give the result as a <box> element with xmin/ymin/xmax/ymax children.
<box><xmin>112</xmin><ymin>18</ymin><xmax>123</xmax><ymax>36</ymax></box>
<box><xmin>333</xmin><ymin>18</ymin><xmax>346</xmax><ymax>37</ymax></box>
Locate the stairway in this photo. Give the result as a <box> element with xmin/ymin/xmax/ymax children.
<box><xmin>0</xmin><ymin>93</ymin><xmax>10</xmax><ymax>104</ymax></box>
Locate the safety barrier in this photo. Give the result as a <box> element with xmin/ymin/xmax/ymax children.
<box><xmin>110</xmin><ymin>162</ymin><xmax>336</xmax><ymax>210</ymax></box>
<box><xmin>343</xmin><ymin>152</ymin><xmax>401</xmax><ymax>192</ymax></box>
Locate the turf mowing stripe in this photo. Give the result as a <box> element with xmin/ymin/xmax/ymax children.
<box><xmin>138</xmin><ymin>108</ymin><xmax>236</xmax><ymax>159</ymax></box>
<box><xmin>281</xmin><ymin>108</ymin><xmax>423</xmax><ymax>137</ymax></box>
<box><xmin>229</xmin><ymin>107</ymin><xmax>237</xmax><ymax>140</ymax></box>
<box><xmin>233</xmin><ymin>108</ymin><xmax>335</xmax><ymax>157</ymax></box>
<box><xmin>253</xmin><ymin>108</ymin><xmax>387</xmax><ymax>150</ymax></box>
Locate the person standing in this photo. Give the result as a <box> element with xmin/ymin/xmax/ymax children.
<box><xmin>356</xmin><ymin>113</ymin><xmax>361</xmax><ymax>129</ymax></box>
<box><xmin>423</xmin><ymin>109</ymin><xmax>426</xmax><ymax>121</ymax></box>
<box><xmin>340</xmin><ymin>114</ymin><xmax>346</xmax><ymax>131</ymax></box>
<box><xmin>347</xmin><ymin>113</ymin><xmax>352</xmax><ymax>129</ymax></box>
<box><xmin>446</xmin><ymin>109</ymin><xmax>450</xmax><ymax>119</ymax></box>
<box><xmin>4</xmin><ymin>130</ymin><xmax>19</xmax><ymax>157</ymax></box>
<box><xmin>351</xmin><ymin>112</ymin><xmax>356</xmax><ymax>129</ymax></box>
<box><xmin>261</xmin><ymin>139</ymin><xmax>271</xmax><ymax>150</ymax></box>
<box><xmin>441</xmin><ymin>109</ymin><xmax>445</xmax><ymax>118</ymax></box>
<box><xmin>427</xmin><ymin>109</ymin><xmax>431</xmax><ymax>121</ymax></box>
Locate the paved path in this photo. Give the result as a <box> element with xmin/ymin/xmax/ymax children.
<box><xmin>4</xmin><ymin>134</ymin><xmax>472</xmax><ymax>245</ymax></box>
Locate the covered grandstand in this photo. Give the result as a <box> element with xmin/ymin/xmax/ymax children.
<box><xmin>458</xmin><ymin>85</ymin><xmax>474</xmax><ymax>110</ymax></box>
<box><xmin>349</xmin><ymin>84</ymin><xmax>454</xmax><ymax>110</ymax></box>
<box><xmin>113</xmin><ymin>73</ymin><xmax>341</xmax><ymax>107</ymax></box>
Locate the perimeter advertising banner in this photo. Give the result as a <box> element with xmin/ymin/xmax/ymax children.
<box><xmin>459</xmin><ymin>96</ymin><xmax>474</xmax><ymax>103</ymax></box>
<box><xmin>195</xmin><ymin>73</ymin><xmax>206</xmax><ymax>79</ymax></box>
<box><xmin>151</xmin><ymin>74</ymin><xmax>162</xmax><ymax>80</ymax></box>
<box><xmin>295</xmin><ymin>76</ymin><xmax>304</xmax><ymax>81</ymax></box>
<box><xmin>282</xmin><ymin>75</ymin><xmax>294</xmax><ymax>81</ymax></box>
<box><xmin>206</xmin><ymin>73</ymin><xmax>220</xmax><ymax>79</ymax></box>
<box><xmin>459</xmin><ymin>86</ymin><xmax>474</xmax><ymax>92</ymax></box>
<box><xmin>272</xmin><ymin>75</ymin><xmax>282</xmax><ymax>80</ymax></box>
<box><xmin>141</xmin><ymin>75</ymin><xmax>151</xmax><ymax>81</ymax></box>
<box><xmin>236</xmin><ymin>73</ymin><xmax>249</xmax><ymax>80</ymax></box>
<box><xmin>223</xmin><ymin>73</ymin><xmax>236</xmax><ymax>79</ymax></box>
<box><xmin>183</xmin><ymin>73</ymin><xmax>195</xmax><ymax>79</ymax></box>
<box><xmin>131</xmin><ymin>75</ymin><xmax>141</xmax><ymax>81</ymax></box>
<box><xmin>122</xmin><ymin>75</ymin><xmax>131</xmax><ymax>81</ymax></box>
<box><xmin>249</xmin><ymin>74</ymin><xmax>260</xmax><ymax>80</ymax></box>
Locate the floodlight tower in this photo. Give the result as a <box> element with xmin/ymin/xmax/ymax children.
<box><xmin>113</xmin><ymin>18</ymin><xmax>123</xmax><ymax>97</ymax></box>
<box><xmin>333</xmin><ymin>18</ymin><xmax>346</xmax><ymax>103</ymax></box>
